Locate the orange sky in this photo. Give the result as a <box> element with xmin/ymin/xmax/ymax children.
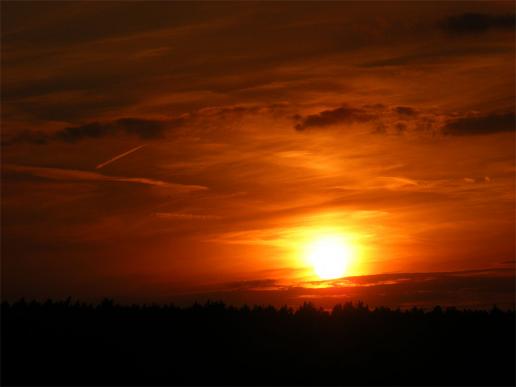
<box><xmin>1</xmin><ymin>1</ymin><xmax>514</xmax><ymax>308</ymax></box>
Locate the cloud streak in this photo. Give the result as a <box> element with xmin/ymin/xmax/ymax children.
<box><xmin>183</xmin><ymin>268</ymin><xmax>516</xmax><ymax>310</ymax></box>
<box><xmin>4</xmin><ymin>164</ymin><xmax>207</xmax><ymax>191</ymax></box>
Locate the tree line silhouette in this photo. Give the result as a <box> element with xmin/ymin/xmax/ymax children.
<box><xmin>2</xmin><ymin>298</ymin><xmax>514</xmax><ymax>385</ymax></box>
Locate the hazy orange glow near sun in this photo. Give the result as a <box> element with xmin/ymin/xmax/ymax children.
<box><xmin>306</xmin><ymin>235</ymin><xmax>355</xmax><ymax>280</ymax></box>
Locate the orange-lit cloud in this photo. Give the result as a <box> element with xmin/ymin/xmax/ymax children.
<box><xmin>1</xmin><ymin>2</ymin><xmax>514</xmax><ymax>306</ymax></box>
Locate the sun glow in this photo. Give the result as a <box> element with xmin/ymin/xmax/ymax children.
<box><xmin>306</xmin><ymin>235</ymin><xmax>355</xmax><ymax>280</ymax></box>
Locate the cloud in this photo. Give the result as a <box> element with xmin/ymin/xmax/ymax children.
<box><xmin>4</xmin><ymin>104</ymin><xmax>284</xmax><ymax>146</ymax></box>
<box><xmin>4</xmin><ymin>164</ymin><xmax>207</xmax><ymax>191</ymax></box>
<box><xmin>198</xmin><ymin>104</ymin><xmax>288</xmax><ymax>117</ymax></box>
<box><xmin>183</xmin><ymin>268</ymin><xmax>516</xmax><ymax>310</ymax></box>
<box><xmin>154</xmin><ymin>212</ymin><xmax>220</xmax><ymax>220</ymax></box>
<box><xmin>294</xmin><ymin>106</ymin><xmax>376</xmax><ymax>131</ymax></box>
<box><xmin>5</xmin><ymin>117</ymin><xmax>168</xmax><ymax>145</ymax></box>
<box><xmin>442</xmin><ymin>13</ymin><xmax>515</xmax><ymax>34</ymax></box>
<box><xmin>394</xmin><ymin>106</ymin><xmax>417</xmax><ymax>116</ymax></box>
<box><xmin>55</xmin><ymin>117</ymin><xmax>168</xmax><ymax>142</ymax></box>
<box><xmin>360</xmin><ymin>45</ymin><xmax>511</xmax><ymax>68</ymax></box>
<box><xmin>374</xmin><ymin>176</ymin><xmax>419</xmax><ymax>189</ymax></box>
<box><xmin>395</xmin><ymin>122</ymin><xmax>407</xmax><ymax>133</ymax></box>
<box><xmin>293</xmin><ymin>103</ymin><xmax>441</xmax><ymax>136</ymax></box>
<box><xmin>224</xmin><ymin>279</ymin><xmax>282</xmax><ymax>291</ymax></box>
<box><xmin>293</xmin><ymin>104</ymin><xmax>513</xmax><ymax>139</ymax></box>
<box><xmin>6</xmin><ymin>130</ymin><xmax>50</xmax><ymax>145</ymax></box>
<box><xmin>442</xmin><ymin>112</ymin><xmax>515</xmax><ymax>136</ymax></box>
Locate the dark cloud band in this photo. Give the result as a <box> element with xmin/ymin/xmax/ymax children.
<box><xmin>443</xmin><ymin>112</ymin><xmax>515</xmax><ymax>136</ymax></box>
<box><xmin>295</xmin><ymin>106</ymin><xmax>376</xmax><ymax>131</ymax></box>
<box><xmin>4</xmin><ymin>117</ymin><xmax>168</xmax><ymax>145</ymax></box>
<box><xmin>442</xmin><ymin>13</ymin><xmax>515</xmax><ymax>34</ymax></box>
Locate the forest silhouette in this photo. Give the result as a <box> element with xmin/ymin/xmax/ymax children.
<box><xmin>2</xmin><ymin>299</ymin><xmax>515</xmax><ymax>386</ymax></box>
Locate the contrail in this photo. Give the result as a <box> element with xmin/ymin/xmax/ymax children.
<box><xmin>96</xmin><ymin>144</ymin><xmax>146</xmax><ymax>169</ymax></box>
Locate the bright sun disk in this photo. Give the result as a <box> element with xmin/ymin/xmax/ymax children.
<box><xmin>307</xmin><ymin>235</ymin><xmax>353</xmax><ymax>280</ymax></box>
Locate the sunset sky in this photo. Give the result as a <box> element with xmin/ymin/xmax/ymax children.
<box><xmin>2</xmin><ymin>1</ymin><xmax>514</xmax><ymax>308</ymax></box>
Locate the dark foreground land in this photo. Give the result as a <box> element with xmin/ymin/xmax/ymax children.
<box><xmin>1</xmin><ymin>299</ymin><xmax>515</xmax><ymax>386</ymax></box>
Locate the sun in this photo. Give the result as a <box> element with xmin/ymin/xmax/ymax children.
<box><xmin>306</xmin><ymin>235</ymin><xmax>353</xmax><ymax>280</ymax></box>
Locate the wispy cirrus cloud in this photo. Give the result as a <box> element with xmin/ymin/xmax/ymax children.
<box><xmin>4</xmin><ymin>164</ymin><xmax>207</xmax><ymax>191</ymax></box>
<box><xmin>154</xmin><ymin>212</ymin><xmax>220</xmax><ymax>220</ymax></box>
